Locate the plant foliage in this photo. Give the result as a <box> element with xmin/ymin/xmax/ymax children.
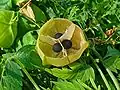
<box><xmin>0</xmin><ymin>0</ymin><xmax>120</xmax><ymax>90</ymax></box>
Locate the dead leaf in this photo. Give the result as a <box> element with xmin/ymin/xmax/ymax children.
<box><xmin>59</xmin><ymin>24</ymin><xmax>75</xmax><ymax>41</ymax></box>
<box><xmin>20</xmin><ymin>4</ymin><xmax>35</xmax><ymax>21</ymax></box>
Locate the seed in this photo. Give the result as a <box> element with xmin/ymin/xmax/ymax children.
<box><xmin>62</xmin><ymin>40</ymin><xmax>72</xmax><ymax>49</ymax></box>
<box><xmin>53</xmin><ymin>43</ymin><xmax>62</xmax><ymax>52</ymax></box>
<box><xmin>54</xmin><ymin>33</ymin><xmax>63</xmax><ymax>39</ymax></box>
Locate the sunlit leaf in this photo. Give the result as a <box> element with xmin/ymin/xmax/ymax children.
<box><xmin>16</xmin><ymin>45</ymin><xmax>42</xmax><ymax>69</ymax></box>
<box><xmin>53</xmin><ymin>80</ymin><xmax>85</xmax><ymax>90</ymax></box>
<box><xmin>104</xmin><ymin>56</ymin><xmax>120</xmax><ymax>73</ymax></box>
<box><xmin>0</xmin><ymin>10</ymin><xmax>17</xmax><ymax>48</ymax></box>
<box><xmin>0</xmin><ymin>0</ymin><xmax>12</xmax><ymax>9</ymax></box>
<box><xmin>0</xmin><ymin>54</ymin><xmax>23</xmax><ymax>90</ymax></box>
<box><xmin>104</xmin><ymin>46</ymin><xmax>120</xmax><ymax>59</ymax></box>
<box><xmin>46</xmin><ymin>62</ymin><xmax>95</xmax><ymax>82</ymax></box>
<box><xmin>31</xmin><ymin>4</ymin><xmax>46</xmax><ymax>22</ymax></box>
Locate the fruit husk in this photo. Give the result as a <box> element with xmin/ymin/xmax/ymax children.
<box><xmin>12</xmin><ymin>0</ymin><xmax>28</xmax><ymax>6</ymax></box>
<box><xmin>36</xmin><ymin>18</ymin><xmax>88</xmax><ymax>67</ymax></box>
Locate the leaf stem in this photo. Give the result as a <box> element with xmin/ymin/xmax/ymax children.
<box><xmin>89</xmin><ymin>55</ymin><xmax>111</xmax><ymax>90</ymax></box>
<box><xmin>106</xmin><ymin>68</ymin><xmax>120</xmax><ymax>90</ymax></box>
<box><xmin>90</xmin><ymin>77</ymin><xmax>97</xmax><ymax>90</ymax></box>
<box><xmin>19</xmin><ymin>0</ymin><xmax>32</xmax><ymax>11</ymax></box>
<box><xmin>92</xmin><ymin>47</ymin><xmax>120</xmax><ymax>90</ymax></box>
<box><xmin>0</xmin><ymin>55</ymin><xmax>14</xmax><ymax>81</ymax></box>
<box><xmin>14</xmin><ymin>57</ymin><xmax>40</xmax><ymax>90</ymax></box>
<box><xmin>18</xmin><ymin>0</ymin><xmax>41</xmax><ymax>29</ymax></box>
<box><xmin>22</xmin><ymin>15</ymin><xmax>41</xmax><ymax>29</ymax></box>
<box><xmin>79</xmin><ymin>81</ymin><xmax>93</xmax><ymax>90</ymax></box>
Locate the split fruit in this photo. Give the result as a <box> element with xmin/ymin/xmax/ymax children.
<box><xmin>36</xmin><ymin>18</ymin><xmax>88</xmax><ymax>67</ymax></box>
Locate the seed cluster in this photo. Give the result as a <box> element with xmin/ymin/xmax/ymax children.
<box><xmin>52</xmin><ymin>33</ymin><xmax>72</xmax><ymax>52</ymax></box>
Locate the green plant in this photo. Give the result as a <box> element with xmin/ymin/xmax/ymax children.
<box><xmin>0</xmin><ymin>0</ymin><xmax>120</xmax><ymax>90</ymax></box>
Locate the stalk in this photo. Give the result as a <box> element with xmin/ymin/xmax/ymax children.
<box><xmin>14</xmin><ymin>57</ymin><xmax>40</xmax><ymax>90</ymax></box>
<box><xmin>79</xmin><ymin>81</ymin><xmax>93</xmax><ymax>90</ymax></box>
<box><xmin>90</xmin><ymin>77</ymin><xmax>97</xmax><ymax>90</ymax></box>
<box><xmin>22</xmin><ymin>15</ymin><xmax>41</xmax><ymax>29</ymax></box>
<box><xmin>92</xmin><ymin>47</ymin><xmax>120</xmax><ymax>90</ymax></box>
<box><xmin>89</xmin><ymin>55</ymin><xmax>111</xmax><ymax>90</ymax></box>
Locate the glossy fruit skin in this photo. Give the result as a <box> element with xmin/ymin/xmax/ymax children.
<box><xmin>54</xmin><ymin>33</ymin><xmax>63</xmax><ymax>39</ymax></box>
<box><xmin>53</xmin><ymin>43</ymin><xmax>62</xmax><ymax>52</ymax></box>
<box><xmin>62</xmin><ymin>40</ymin><xmax>72</xmax><ymax>49</ymax></box>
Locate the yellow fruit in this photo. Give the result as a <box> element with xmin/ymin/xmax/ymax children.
<box><xmin>36</xmin><ymin>18</ymin><xmax>88</xmax><ymax>67</ymax></box>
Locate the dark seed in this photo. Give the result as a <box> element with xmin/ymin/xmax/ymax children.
<box><xmin>62</xmin><ymin>40</ymin><xmax>72</xmax><ymax>49</ymax></box>
<box><xmin>54</xmin><ymin>33</ymin><xmax>63</xmax><ymax>39</ymax></box>
<box><xmin>53</xmin><ymin>43</ymin><xmax>62</xmax><ymax>52</ymax></box>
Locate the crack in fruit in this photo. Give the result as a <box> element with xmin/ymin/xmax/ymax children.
<box><xmin>54</xmin><ymin>33</ymin><xmax>63</xmax><ymax>39</ymax></box>
<box><xmin>36</xmin><ymin>18</ymin><xmax>89</xmax><ymax>66</ymax></box>
<box><xmin>39</xmin><ymin>24</ymin><xmax>75</xmax><ymax>57</ymax></box>
<box><xmin>51</xmin><ymin>24</ymin><xmax>75</xmax><ymax>57</ymax></box>
<box><xmin>57</xmin><ymin>39</ymin><xmax>67</xmax><ymax>57</ymax></box>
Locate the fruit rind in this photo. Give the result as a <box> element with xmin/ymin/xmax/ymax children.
<box><xmin>36</xmin><ymin>18</ymin><xmax>88</xmax><ymax>67</ymax></box>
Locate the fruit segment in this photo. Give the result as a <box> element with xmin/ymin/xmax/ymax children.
<box><xmin>36</xmin><ymin>18</ymin><xmax>88</xmax><ymax>67</ymax></box>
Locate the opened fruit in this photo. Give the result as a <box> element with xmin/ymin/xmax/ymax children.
<box><xmin>36</xmin><ymin>18</ymin><xmax>88</xmax><ymax>67</ymax></box>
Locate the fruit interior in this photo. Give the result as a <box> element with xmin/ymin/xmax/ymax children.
<box><xmin>38</xmin><ymin>18</ymin><xmax>85</xmax><ymax>58</ymax></box>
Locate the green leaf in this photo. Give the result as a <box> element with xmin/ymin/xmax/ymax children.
<box><xmin>104</xmin><ymin>46</ymin><xmax>120</xmax><ymax>59</ymax></box>
<box><xmin>46</xmin><ymin>7</ymin><xmax>56</xmax><ymax>18</ymax></box>
<box><xmin>46</xmin><ymin>62</ymin><xmax>95</xmax><ymax>82</ymax></box>
<box><xmin>0</xmin><ymin>83</ymin><xmax>3</xmax><ymax>90</ymax></box>
<box><xmin>45</xmin><ymin>62</ymin><xmax>81</xmax><ymax>80</ymax></box>
<box><xmin>31</xmin><ymin>4</ymin><xmax>46</xmax><ymax>22</ymax></box>
<box><xmin>0</xmin><ymin>10</ymin><xmax>17</xmax><ymax>48</ymax></box>
<box><xmin>76</xmin><ymin>79</ymin><xmax>93</xmax><ymax>90</ymax></box>
<box><xmin>16</xmin><ymin>45</ymin><xmax>42</xmax><ymax>69</ymax></box>
<box><xmin>53</xmin><ymin>80</ymin><xmax>85</xmax><ymax>90</ymax></box>
<box><xmin>2</xmin><ymin>75</ymin><xmax>22</xmax><ymax>90</ymax></box>
<box><xmin>109</xmin><ymin>79</ymin><xmax>116</xmax><ymax>90</ymax></box>
<box><xmin>45</xmin><ymin>67</ymin><xmax>73</xmax><ymax>79</ymax></box>
<box><xmin>0</xmin><ymin>0</ymin><xmax>12</xmax><ymax>9</ymax></box>
<box><xmin>16</xmin><ymin>16</ymin><xmax>38</xmax><ymax>40</ymax></box>
<box><xmin>104</xmin><ymin>56</ymin><xmax>120</xmax><ymax>73</ymax></box>
<box><xmin>5</xmin><ymin>60</ymin><xmax>23</xmax><ymax>80</ymax></box>
<box><xmin>71</xmin><ymin>64</ymin><xmax>95</xmax><ymax>82</ymax></box>
<box><xmin>0</xmin><ymin>65</ymin><xmax>3</xmax><ymax>77</ymax></box>
<box><xmin>68</xmin><ymin>6</ymin><xmax>79</xmax><ymax>20</ymax></box>
<box><xmin>22</xmin><ymin>32</ymin><xmax>36</xmax><ymax>46</ymax></box>
<box><xmin>0</xmin><ymin>54</ymin><xmax>23</xmax><ymax>90</ymax></box>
